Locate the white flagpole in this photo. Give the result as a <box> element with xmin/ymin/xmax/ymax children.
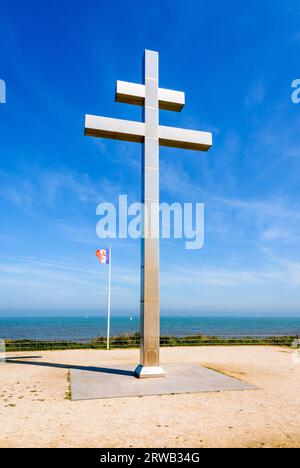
<box><xmin>106</xmin><ymin>244</ymin><xmax>112</xmax><ymax>350</ymax></box>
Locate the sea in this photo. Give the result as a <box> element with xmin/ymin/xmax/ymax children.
<box><xmin>0</xmin><ymin>316</ymin><xmax>300</xmax><ymax>341</ymax></box>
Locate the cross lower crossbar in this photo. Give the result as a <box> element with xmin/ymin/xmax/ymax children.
<box><xmin>85</xmin><ymin>115</ymin><xmax>212</xmax><ymax>151</ymax></box>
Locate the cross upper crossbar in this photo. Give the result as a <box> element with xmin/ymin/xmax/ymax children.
<box><xmin>115</xmin><ymin>80</ymin><xmax>185</xmax><ymax>112</ymax></box>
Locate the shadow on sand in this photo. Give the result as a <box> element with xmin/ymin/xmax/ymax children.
<box><xmin>5</xmin><ymin>356</ymin><xmax>135</xmax><ymax>377</ymax></box>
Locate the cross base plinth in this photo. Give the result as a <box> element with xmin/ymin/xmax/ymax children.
<box><xmin>134</xmin><ymin>365</ymin><xmax>165</xmax><ymax>379</ymax></box>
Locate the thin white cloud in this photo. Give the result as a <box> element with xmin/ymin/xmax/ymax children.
<box><xmin>162</xmin><ymin>257</ymin><xmax>300</xmax><ymax>290</ymax></box>
<box><xmin>261</xmin><ymin>226</ymin><xmax>299</xmax><ymax>242</ymax></box>
<box><xmin>0</xmin><ymin>166</ymin><xmax>120</xmax><ymax>210</ymax></box>
<box><xmin>160</xmin><ymin>160</ymin><xmax>202</xmax><ymax>197</ymax></box>
<box><xmin>216</xmin><ymin>196</ymin><xmax>300</xmax><ymax>220</ymax></box>
<box><xmin>59</xmin><ymin>224</ymin><xmax>98</xmax><ymax>245</ymax></box>
<box><xmin>0</xmin><ymin>255</ymin><xmax>139</xmax><ymax>313</ymax></box>
<box><xmin>245</xmin><ymin>79</ymin><xmax>265</xmax><ymax>107</ymax></box>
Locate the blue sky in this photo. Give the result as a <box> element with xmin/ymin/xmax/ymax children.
<box><xmin>1</xmin><ymin>0</ymin><xmax>300</xmax><ymax>316</ymax></box>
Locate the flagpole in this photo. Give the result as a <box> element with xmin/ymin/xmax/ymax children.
<box><xmin>106</xmin><ymin>244</ymin><xmax>111</xmax><ymax>350</ymax></box>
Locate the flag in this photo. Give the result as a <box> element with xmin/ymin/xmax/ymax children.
<box><xmin>96</xmin><ymin>249</ymin><xmax>109</xmax><ymax>264</ymax></box>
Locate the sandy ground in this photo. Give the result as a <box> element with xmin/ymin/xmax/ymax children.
<box><xmin>0</xmin><ymin>346</ymin><xmax>299</xmax><ymax>448</ymax></box>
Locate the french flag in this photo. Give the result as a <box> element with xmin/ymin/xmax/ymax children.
<box><xmin>96</xmin><ymin>249</ymin><xmax>110</xmax><ymax>264</ymax></box>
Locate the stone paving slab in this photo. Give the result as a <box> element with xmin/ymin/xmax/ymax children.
<box><xmin>70</xmin><ymin>364</ymin><xmax>256</xmax><ymax>401</ymax></box>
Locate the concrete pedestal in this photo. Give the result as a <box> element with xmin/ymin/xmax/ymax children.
<box><xmin>70</xmin><ymin>364</ymin><xmax>256</xmax><ymax>401</ymax></box>
<box><xmin>134</xmin><ymin>364</ymin><xmax>165</xmax><ymax>379</ymax></box>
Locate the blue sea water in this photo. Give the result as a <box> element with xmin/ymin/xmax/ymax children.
<box><xmin>0</xmin><ymin>316</ymin><xmax>300</xmax><ymax>340</ymax></box>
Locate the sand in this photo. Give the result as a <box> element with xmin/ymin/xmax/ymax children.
<box><xmin>0</xmin><ymin>346</ymin><xmax>299</xmax><ymax>448</ymax></box>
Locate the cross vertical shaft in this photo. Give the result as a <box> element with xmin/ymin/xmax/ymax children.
<box><xmin>138</xmin><ymin>50</ymin><xmax>163</xmax><ymax>376</ymax></box>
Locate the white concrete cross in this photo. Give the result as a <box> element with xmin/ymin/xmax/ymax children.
<box><xmin>84</xmin><ymin>50</ymin><xmax>212</xmax><ymax>378</ymax></box>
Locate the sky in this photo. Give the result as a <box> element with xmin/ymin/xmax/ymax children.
<box><xmin>1</xmin><ymin>0</ymin><xmax>300</xmax><ymax>316</ymax></box>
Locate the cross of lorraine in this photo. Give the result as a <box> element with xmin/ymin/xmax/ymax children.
<box><xmin>84</xmin><ymin>49</ymin><xmax>213</xmax><ymax>378</ymax></box>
